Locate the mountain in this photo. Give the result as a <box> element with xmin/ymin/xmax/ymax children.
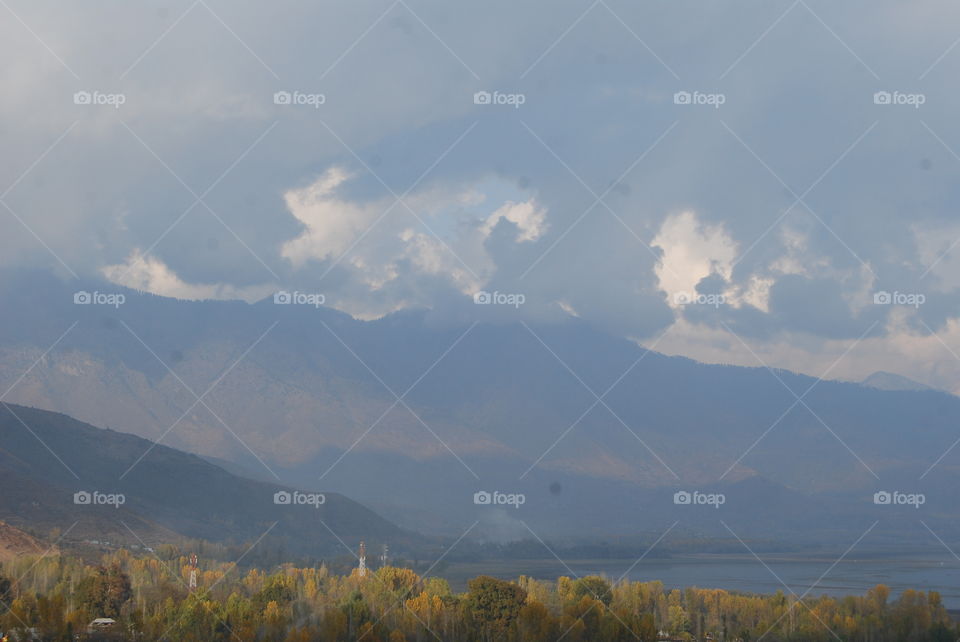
<box><xmin>0</xmin><ymin>403</ymin><xmax>406</xmax><ymax>556</ymax></box>
<box><xmin>1</xmin><ymin>270</ymin><xmax>959</xmax><ymax>546</ymax></box>
<box><xmin>862</xmin><ymin>371</ymin><xmax>935</xmax><ymax>393</ymax></box>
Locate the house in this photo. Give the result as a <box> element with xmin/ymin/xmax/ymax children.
<box><xmin>86</xmin><ymin>618</ymin><xmax>116</xmax><ymax>633</ymax></box>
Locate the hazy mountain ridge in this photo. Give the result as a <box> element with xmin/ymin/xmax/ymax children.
<box><xmin>2</xmin><ymin>271</ymin><xmax>960</xmax><ymax>544</ymax></box>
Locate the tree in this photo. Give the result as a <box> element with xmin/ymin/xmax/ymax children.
<box><xmin>466</xmin><ymin>576</ymin><xmax>527</xmax><ymax>641</ymax></box>
<box><xmin>253</xmin><ymin>574</ymin><xmax>295</xmax><ymax>611</ymax></box>
<box><xmin>638</xmin><ymin>612</ymin><xmax>657</xmax><ymax>642</ymax></box>
<box><xmin>341</xmin><ymin>589</ymin><xmax>372</xmax><ymax>639</ymax></box>
<box><xmin>75</xmin><ymin>563</ymin><xmax>132</xmax><ymax>618</ymax></box>
<box><xmin>517</xmin><ymin>601</ymin><xmax>556</xmax><ymax>641</ymax></box>
<box><xmin>571</xmin><ymin>576</ymin><xmax>613</xmax><ymax>606</ymax></box>
<box><xmin>375</xmin><ymin>567</ymin><xmax>420</xmax><ymax>594</ymax></box>
<box><xmin>668</xmin><ymin>604</ymin><xmax>690</xmax><ymax>635</ymax></box>
<box><xmin>0</xmin><ymin>569</ymin><xmax>11</xmax><ymax>608</ymax></box>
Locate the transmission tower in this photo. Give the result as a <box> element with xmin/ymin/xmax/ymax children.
<box><xmin>188</xmin><ymin>554</ymin><xmax>198</xmax><ymax>590</ymax></box>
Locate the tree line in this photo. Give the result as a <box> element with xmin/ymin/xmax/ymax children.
<box><xmin>0</xmin><ymin>549</ymin><xmax>956</xmax><ymax>641</ymax></box>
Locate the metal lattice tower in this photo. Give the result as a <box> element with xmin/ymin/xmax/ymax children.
<box><xmin>188</xmin><ymin>554</ymin><xmax>198</xmax><ymax>590</ymax></box>
<box><xmin>358</xmin><ymin>541</ymin><xmax>367</xmax><ymax>577</ymax></box>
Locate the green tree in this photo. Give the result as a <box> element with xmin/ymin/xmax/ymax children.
<box><xmin>466</xmin><ymin>576</ymin><xmax>527</xmax><ymax>641</ymax></box>
<box><xmin>341</xmin><ymin>589</ymin><xmax>371</xmax><ymax>639</ymax></box>
<box><xmin>571</xmin><ymin>576</ymin><xmax>613</xmax><ymax>606</ymax></box>
<box><xmin>253</xmin><ymin>574</ymin><xmax>295</xmax><ymax>611</ymax></box>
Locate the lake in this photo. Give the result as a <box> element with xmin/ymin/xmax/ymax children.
<box><xmin>439</xmin><ymin>555</ymin><xmax>960</xmax><ymax>607</ymax></box>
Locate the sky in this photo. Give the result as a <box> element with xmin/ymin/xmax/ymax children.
<box><xmin>3</xmin><ymin>0</ymin><xmax>960</xmax><ymax>391</ymax></box>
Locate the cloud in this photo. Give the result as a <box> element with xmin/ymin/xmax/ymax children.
<box><xmin>280</xmin><ymin>167</ymin><xmax>378</xmax><ymax>267</ymax></box>
<box><xmin>482</xmin><ymin>199</ymin><xmax>547</xmax><ymax>242</ymax></box>
<box><xmin>4</xmin><ymin>1</ymin><xmax>960</xmax><ymax>389</ymax></box>
<box><xmin>102</xmin><ymin>250</ymin><xmax>274</xmax><ymax>302</ymax></box>
<box><xmin>275</xmin><ymin>165</ymin><xmax>550</xmax><ymax>318</ymax></box>
<box><xmin>654</xmin><ymin>211</ymin><xmax>737</xmax><ymax>308</ymax></box>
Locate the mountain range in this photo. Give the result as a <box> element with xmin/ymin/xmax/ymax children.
<box><xmin>1</xmin><ymin>270</ymin><xmax>959</xmax><ymax>548</ymax></box>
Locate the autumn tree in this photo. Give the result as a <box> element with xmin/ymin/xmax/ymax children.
<box><xmin>75</xmin><ymin>562</ymin><xmax>132</xmax><ymax>618</ymax></box>
<box><xmin>517</xmin><ymin>600</ymin><xmax>556</xmax><ymax>641</ymax></box>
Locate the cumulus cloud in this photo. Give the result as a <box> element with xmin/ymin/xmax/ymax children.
<box><xmin>280</xmin><ymin>167</ymin><xmax>380</xmax><ymax>267</ymax></box>
<box><xmin>276</xmin><ymin>165</ymin><xmax>549</xmax><ymax>317</ymax></box>
<box><xmin>654</xmin><ymin>211</ymin><xmax>737</xmax><ymax>307</ymax></box>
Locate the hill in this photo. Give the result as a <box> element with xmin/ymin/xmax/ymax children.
<box><xmin>0</xmin><ymin>521</ymin><xmax>51</xmax><ymax>562</ymax></box>
<box><xmin>0</xmin><ymin>403</ymin><xmax>406</xmax><ymax>556</ymax></box>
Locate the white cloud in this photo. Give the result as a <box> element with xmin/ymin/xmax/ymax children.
<box><xmin>280</xmin><ymin>167</ymin><xmax>375</xmax><ymax>267</ymax></box>
<box><xmin>277</xmin><ymin>168</ymin><xmax>549</xmax><ymax>316</ymax></box>
<box><xmin>653</xmin><ymin>211</ymin><xmax>737</xmax><ymax>306</ymax></box>
<box><xmin>482</xmin><ymin>199</ymin><xmax>547</xmax><ymax>242</ymax></box>
<box><xmin>653</xmin><ymin>317</ymin><xmax>960</xmax><ymax>396</ymax></box>
<box><xmin>102</xmin><ymin>251</ymin><xmax>274</xmax><ymax>302</ymax></box>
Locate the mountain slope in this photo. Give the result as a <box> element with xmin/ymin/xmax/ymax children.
<box><xmin>0</xmin><ymin>403</ymin><xmax>406</xmax><ymax>556</ymax></box>
<box><xmin>0</xmin><ymin>521</ymin><xmax>51</xmax><ymax>562</ymax></box>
